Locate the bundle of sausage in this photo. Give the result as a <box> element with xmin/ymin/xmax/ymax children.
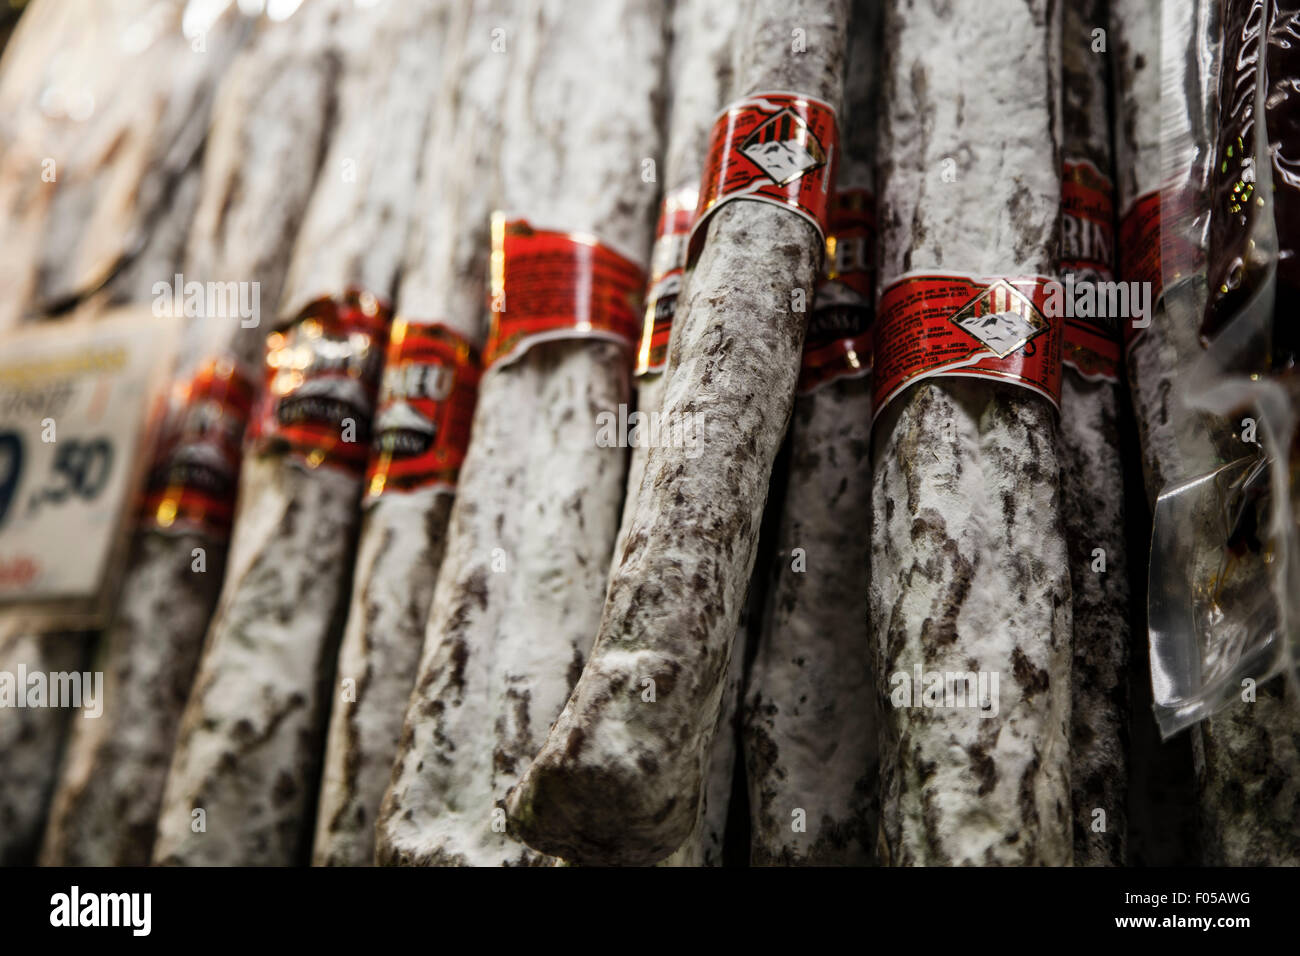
<box><xmin>508</xmin><ymin>0</ymin><xmax>851</xmax><ymax>866</ymax></box>
<box><xmin>153</xmin><ymin>0</ymin><xmax>448</xmax><ymax>866</ymax></box>
<box><xmin>39</xmin><ymin>3</ymin><xmax>341</xmax><ymax>867</ymax></box>
<box><xmin>741</xmin><ymin>0</ymin><xmax>879</xmax><ymax>867</ymax></box>
<box><xmin>376</xmin><ymin>0</ymin><xmax>667</xmax><ymax>867</ymax></box>
<box><xmin>618</xmin><ymin>0</ymin><xmax>747</xmax><ymax>868</ymax></box>
<box><xmin>867</xmin><ymin>0</ymin><xmax>1072</xmax><ymax>866</ymax></box>
<box><xmin>0</xmin><ymin>0</ymin><xmax>247</xmax><ymax>865</ymax></box>
<box><xmin>312</xmin><ymin>0</ymin><xmax>507</xmax><ymax>867</ymax></box>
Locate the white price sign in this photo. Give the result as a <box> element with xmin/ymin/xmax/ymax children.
<box><xmin>0</xmin><ymin>310</ymin><xmax>178</xmax><ymax>613</ymax></box>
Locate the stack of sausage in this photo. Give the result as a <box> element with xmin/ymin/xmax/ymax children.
<box><xmin>1</xmin><ymin>0</ymin><xmax>1296</xmax><ymax>867</ymax></box>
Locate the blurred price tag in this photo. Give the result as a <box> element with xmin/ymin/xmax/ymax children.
<box><xmin>0</xmin><ymin>310</ymin><xmax>178</xmax><ymax>614</ymax></box>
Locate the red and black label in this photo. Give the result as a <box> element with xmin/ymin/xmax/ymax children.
<box><xmin>1117</xmin><ymin>190</ymin><xmax>1161</xmax><ymax>351</ymax></box>
<box><xmin>365</xmin><ymin>320</ymin><xmax>479</xmax><ymax>498</ymax></box>
<box><xmin>140</xmin><ymin>356</ymin><xmax>256</xmax><ymax>539</ymax></box>
<box><xmin>636</xmin><ymin>184</ymin><xmax>698</xmax><ymax>376</ymax></box>
<box><xmin>872</xmin><ymin>273</ymin><xmax>1063</xmax><ymax>421</ymax></box>
<box><xmin>1116</xmin><ymin>187</ymin><xmax>1201</xmax><ymax>351</ymax></box>
<box><xmin>485</xmin><ymin>216</ymin><xmax>645</xmax><ymax>369</ymax></box>
<box><xmin>799</xmin><ymin>187</ymin><xmax>875</xmax><ymax>393</ymax></box>
<box><xmin>1061</xmin><ymin>159</ymin><xmax>1121</xmax><ymax>382</ymax></box>
<box><xmin>249</xmin><ymin>288</ymin><xmax>390</xmax><ymax>474</ymax></box>
<box><xmin>690</xmin><ymin>91</ymin><xmax>839</xmax><ymax>265</ymax></box>
<box><xmin>799</xmin><ymin>334</ymin><xmax>873</xmax><ymax>394</ymax></box>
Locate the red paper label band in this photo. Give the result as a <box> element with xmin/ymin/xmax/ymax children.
<box><xmin>799</xmin><ymin>187</ymin><xmax>875</xmax><ymax>393</ymax></box>
<box><xmin>799</xmin><ymin>333</ymin><xmax>873</xmax><ymax>394</ymax></box>
<box><xmin>1117</xmin><ymin>190</ymin><xmax>1161</xmax><ymax>351</ymax></box>
<box><xmin>250</xmin><ymin>289</ymin><xmax>390</xmax><ymax>474</ymax></box>
<box><xmin>690</xmin><ymin>91</ymin><xmax>839</xmax><ymax>266</ymax></box>
<box><xmin>636</xmin><ymin>184</ymin><xmax>698</xmax><ymax>376</ymax></box>
<box><xmin>365</xmin><ymin>320</ymin><xmax>480</xmax><ymax>499</ymax></box>
<box><xmin>872</xmin><ymin>273</ymin><xmax>1063</xmax><ymax>421</ymax></box>
<box><xmin>1060</xmin><ymin>159</ymin><xmax>1121</xmax><ymax>382</ymax></box>
<box><xmin>140</xmin><ymin>356</ymin><xmax>256</xmax><ymax>539</ymax></box>
<box><xmin>485</xmin><ymin>215</ymin><xmax>646</xmax><ymax>369</ymax></box>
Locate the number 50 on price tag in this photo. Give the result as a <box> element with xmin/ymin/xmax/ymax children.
<box><xmin>0</xmin><ymin>309</ymin><xmax>179</xmax><ymax>623</ymax></box>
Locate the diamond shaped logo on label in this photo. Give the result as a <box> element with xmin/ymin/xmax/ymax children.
<box><xmin>739</xmin><ymin>107</ymin><xmax>828</xmax><ymax>186</ymax></box>
<box><xmin>948</xmin><ymin>280</ymin><xmax>1048</xmax><ymax>358</ymax></box>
